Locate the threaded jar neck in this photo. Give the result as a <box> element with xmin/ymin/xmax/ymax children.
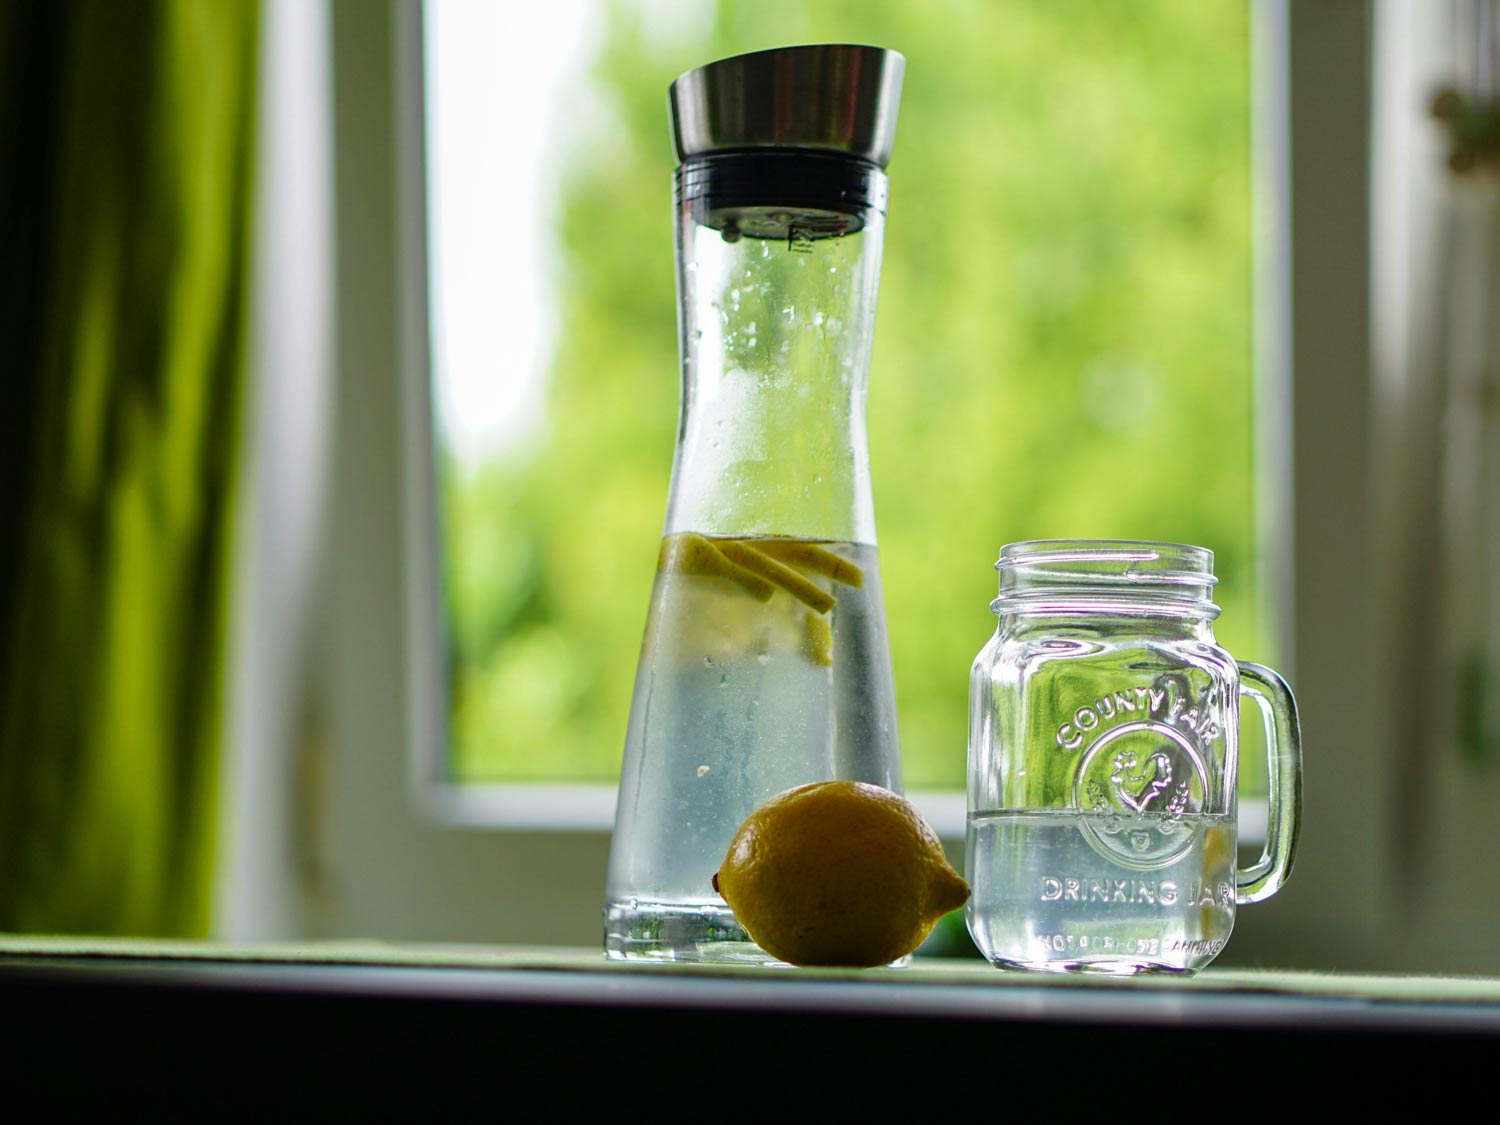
<box><xmin>992</xmin><ymin>540</ymin><xmax>1220</xmax><ymax>621</ymax></box>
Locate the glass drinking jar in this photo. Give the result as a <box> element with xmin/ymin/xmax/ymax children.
<box><xmin>965</xmin><ymin>540</ymin><xmax>1301</xmax><ymax>975</ymax></box>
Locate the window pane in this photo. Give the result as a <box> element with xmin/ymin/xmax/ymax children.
<box><xmin>426</xmin><ymin>0</ymin><xmax>1259</xmax><ymax>789</ymax></box>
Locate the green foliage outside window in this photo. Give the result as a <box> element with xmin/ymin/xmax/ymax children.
<box><xmin>439</xmin><ymin>0</ymin><xmax>1258</xmax><ymax>789</ymax></box>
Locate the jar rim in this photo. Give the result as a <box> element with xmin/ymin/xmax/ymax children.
<box><xmin>993</xmin><ymin>539</ymin><xmax>1220</xmax><ymax>617</ymax></box>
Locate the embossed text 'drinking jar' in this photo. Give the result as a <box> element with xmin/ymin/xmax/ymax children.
<box><xmin>605</xmin><ymin>45</ymin><xmax>906</xmax><ymax>962</ymax></box>
<box><xmin>965</xmin><ymin>541</ymin><xmax>1302</xmax><ymax>975</ymax></box>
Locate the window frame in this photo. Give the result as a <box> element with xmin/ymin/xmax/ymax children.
<box><xmin>301</xmin><ymin>0</ymin><xmax>1387</xmax><ymax>956</ymax></box>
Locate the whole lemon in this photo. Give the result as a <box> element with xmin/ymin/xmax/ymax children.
<box><xmin>713</xmin><ymin>781</ymin><xmax>971</xmax><ymax>967</ymax></box>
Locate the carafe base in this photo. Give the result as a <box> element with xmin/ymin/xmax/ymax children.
<box><xmin>604</xmin><ymin>900</ymin><xmax>914</xmax><ymax>966</ymax></box>
<box><xmin>604</xmin><ymin>899</ymin><xmax>781</xmax><ymax>964</ymax></box>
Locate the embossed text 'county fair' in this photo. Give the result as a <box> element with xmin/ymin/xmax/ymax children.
<box><xmin>1055</xmin><ymin>686</ymin><xmax>1220</xmax><ymax>750</ymax></box>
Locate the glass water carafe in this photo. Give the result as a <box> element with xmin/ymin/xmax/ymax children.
<box><xmin>605</xmin><ymin>45</ymin><xmax>907</xmax><ymax>961</ymax></box>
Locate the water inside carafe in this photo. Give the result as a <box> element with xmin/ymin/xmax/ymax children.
<box><xmin>604</xmin><ymin>533</ymin><xmax>899</xmax><ymax>960</ymax></box>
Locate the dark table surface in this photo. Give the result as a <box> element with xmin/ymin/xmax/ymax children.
<box><xmin>3</xmin><ymin>938</ymin><xmax>1496</xmax><ymax>1112</ymax></box>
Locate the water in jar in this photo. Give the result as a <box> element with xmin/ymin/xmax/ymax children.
<box><xmin>966</xmin><ymin>808</ymin><xmax>1236</xmax><ymax>974</ymax></box>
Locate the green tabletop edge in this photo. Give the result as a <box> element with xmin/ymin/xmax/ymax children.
<box><xmin>2</xmin><ymin>934</ymin><xmax>1499</xmax><ymax>1005</ymax></box>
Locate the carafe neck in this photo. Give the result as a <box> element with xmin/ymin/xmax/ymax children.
<box><xmin>663</xmin><ymin>153</ymin><xmax>887</xmax><ymax>543</ymax></box>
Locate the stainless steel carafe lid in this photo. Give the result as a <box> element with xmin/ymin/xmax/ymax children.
<box><xmin>669</xmin><ymin>44</ymin><xmax>904</xmax><ymax>168</ymax></box>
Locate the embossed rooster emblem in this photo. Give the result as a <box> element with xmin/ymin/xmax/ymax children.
<box><xmin>1110</xmin><ymin>749</ymin><xmax>1173</xmax><ymax>812</ymax></box>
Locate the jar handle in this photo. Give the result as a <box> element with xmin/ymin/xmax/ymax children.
<box><xmin>1235</xmin><ymin>662</ymin><xmax>1303</xmax><ymax>905</ymax></box>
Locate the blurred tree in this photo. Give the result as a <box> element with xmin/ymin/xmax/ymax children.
<box><xmin>439</xmin><ymin>0</ymin><xmax>1255</xmax><ymax>788</ymax></box>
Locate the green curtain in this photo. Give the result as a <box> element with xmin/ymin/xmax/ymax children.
<box><xmin>0</xmin><ymin>0</ymin><xmax>259</xmax><ymax>936</ymax></box>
